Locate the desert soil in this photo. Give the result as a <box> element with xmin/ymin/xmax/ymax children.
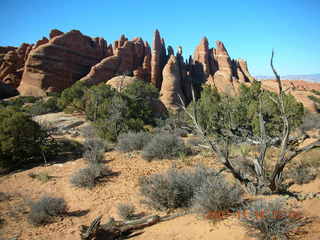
<box><xmin>0</xmin><ymin>149</ymin><xmax>319</xmax><ymax>240</ymax></box>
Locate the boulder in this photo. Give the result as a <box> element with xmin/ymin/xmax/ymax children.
<box><xmin>106</xmin><ymin>75</ymin><xmax>141</xmax><ymax>91</ymax></box>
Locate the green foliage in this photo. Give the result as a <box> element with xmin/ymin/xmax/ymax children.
<box><xmin>122</xmin><ymin>80</ymin><xmax>159</xmax><ymax>125</ymax></box>
<box><xmin>0</xmin><ymin>96</ymin><xmax>39</xmax><ymax>108</ymax></box>
<box><xmin>24</xmin><ymin>97</ymin><xmax>61</xmax><ymax>116</ymax></box>
<box><xmin>0</xmin><ymin>107</ymin><xmax>57</xmax><ymax>170</ymax></box>
<box><xmin>191</xmin><ymin>82</ymin><xmax>304</xmax><ymax>140</ymax></box>
<box><xmin>58</xmin><ymin>81</ymin><xmax>88</xmax><ymax>113</ymax></box>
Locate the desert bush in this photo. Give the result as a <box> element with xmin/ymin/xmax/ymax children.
<box><xmin>192</xmin><ymin>174</ymin><xmax>244</xmax><ymax>213</ymax></box>
<box><xmin>70</xmin><ymin>163</ymin><xmax>109</xmax><ymax>188</ymax></box>
<box><xmin>83</xmin><ymin>137</ymin><xmax>105</xmax><ymax>164</ymax></box>
<box><xmin>0</xmin><ymin>107</ymin><xmax>58</xmax><ymax>170</ymax></box>
<box><xmin>28</xmin><ymin>196</ymin><xmax>67</xmax><ymax>226</ymax></box>
<box><xmin>117</xmin><ymin>203</ymin><xmax>136</xmax><ymax>220</ymax></box>
<box><xmin>300</xmin><ymin>113</ymin><xmax>320</xmax><ymax>132</ymax></box>
<box><xmin>142</xmin><ymin>133</ymin><xmax>189</xmax><ymax>161</ymax></box>
<box><xmin>116</xmin><ymin>131</ymin><xmax>152</xmax><ymax>152</ymax></box>
<box><xmin>287</xmin><ymin>163</ymin><xmax>317</xmax><ymax>185</ymax></box>
<box><xmin>139</xmin><ymin>165</ymin><xmax>216</xmax><ymax>210</ymax></box>
<box><xmin>240</xmin><ymin>198</ymin><xmax>305</xmax><ymax>240</ymax></box>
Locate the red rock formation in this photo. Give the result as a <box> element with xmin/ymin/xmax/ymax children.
<box><xmin>237</xmin><ymin>59</ymin><xmax>254</xmax><ymax>82</ymax></box>
<box><xmin>18</xmin><ymin>30</ymin><xmax>109</xmax><ymax>96</ymax></box>
<box><xmin>79</xmin><ymin>56</ymin><xmax>121</xmax><ymax>85</ymax></box>
<box><xmin>160</xmin><ymin>55</ymin><xmax>185</xmax><ymax>110</ymax></box>
<box><xmin>142</xmin><ymin>41</ymin><xmax>151</xmax><ymax>82</ymax></box>
<box><xmin>151</xmin><ymin>30</ymin><xmax>166</xmax><ymax>89</ymax></box>
<box><xmin>33</xmin><ymin>37</ymin><xmax>49</xmax><ymax>49</ymax></box>
<box><xmin>193</xmin><ymin>37</ymin><xmax>211</xmax><ymax>78</ymax></box>
<box><xmin>49</xmin><ymin>29</ymin><xmax>64</xmax><ymax>39</ymax></box>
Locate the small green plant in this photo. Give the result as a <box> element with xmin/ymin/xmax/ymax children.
<box><xmin>28</xmin><ymin>172</ymin><xmax>53</xmax><ymax>183</ymax></box>
<box><xmin>28</xmin><ymin>196</ymin><xmax>68</xmax><ymax>226</ymax></box>
<box><xmin>117</xmin><ymin>203</ymin><xmax>136</xmax><ymax>220</ymax></box>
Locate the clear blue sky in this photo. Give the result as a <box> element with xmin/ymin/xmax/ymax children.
<box><xmin>1</xmin><ymin>0</ymin><xmax>319</xmax><ymax>76</ymax></box>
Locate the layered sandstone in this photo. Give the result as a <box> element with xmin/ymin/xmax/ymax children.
<box><xmin>18</xmin><ymin>30</ymin><xmax>109</xmax><ymax>96</ymax></box>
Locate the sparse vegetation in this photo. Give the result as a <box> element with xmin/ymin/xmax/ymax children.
<box><xmin>83</xmin><ymin>137</ymin><xmax>105</xmax><ymax>164</ymax></box>
<box><xmin>28</xmin><ymin>196</ymin><xmax>68</xmax><ymax>226</ymax></box>
<box><xmin>192</xmin><ymin>174</ymin><xmax>244</xmax><ymax>213</ymax></box>
<box><xmin>28</xmin><ymin>172</ymin><xmax>53</xmax><ymax>183</ymax></box>
<box><xmin>287</xmin><ymin>163</ymin><xmax>317</xmax><ymax>185</ymax></box>
<box><xmin>117</xmin><ymin>203</ymin><xmax>136</xmax><ymax>220</ymax></box>
<box><xmin>139</xmin><ymin>165</ymin><xmax>222</xmax><ymax>210</ymax></box>
<box><xmin>70</xmin><ymin>163</ymin><xmax>109</xmax><ymax>188</ymax></box>
<box><xmin>240</xmin><ymin>198</ymin><xmax>306</xmax><ymax>240</ymax></box>
<box><xmin>142</xmin><ymin>132</ymin><xmax>189</xmax><ymax>161</ymax></box>
<box><xmin>116</xmin><ymin>131</ymin><xmax>152</xmax><ymax>152</ymax></box>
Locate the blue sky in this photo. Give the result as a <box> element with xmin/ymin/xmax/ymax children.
<box><xmin>1</xmin><ymin>0</ymin><xmax>319</xmax><ymax>75</ymax></box>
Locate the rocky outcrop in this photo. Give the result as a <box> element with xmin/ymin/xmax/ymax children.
<box><xmin>160</xmin><ymin>55</ymin><xmax>185</xmax><ymax>110</ymax></box>
<box><xmin>18</xmin><ymin>30</ymin><xmax>109</xmax><ymax>96</ymax></box>
<box><xmin>0</xmin><ymin>43</ymin><xmax>32</xmax><ymax>89</ymax></box>
<box><xmin>80</xmin><ymin>35</ymin><xmax>149</xmax><ymax>86</ymax></box>
<box><xmin>151</xmin><ymin>30</ymin><xmax>167</xmax><ymax>89</ymax></box>
<box><xmin>106</xmin><ymin>75</ymin><xmax>142</xmax><ymax>91</ymax></box>
<box><xmin>80</xmin><ymin>56</ymin><xmax>121</xmax><ymax>85</ymax></box>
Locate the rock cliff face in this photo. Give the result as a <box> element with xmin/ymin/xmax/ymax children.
<box><xmin>10</xmin><ymin>29</ymin><xmax>320</xmax><ymax>113</ymax></box>
<box><xmin>18</xmin><ymin>30</ymin><xmax>109</xmax><ymax>96</ymax></box>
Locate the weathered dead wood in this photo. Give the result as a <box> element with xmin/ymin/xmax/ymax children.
<box><xmin>80</xmin><ymin>213</ymin><xmax>186</xmax><ymax>240</ymax></box>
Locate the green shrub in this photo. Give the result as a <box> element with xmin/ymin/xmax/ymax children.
<box><xmin>24</xmin><ymin>97</ymin><xmax>61</xmax><ymax>116</ymax></box>
<box><xmin>58</xmin><ymin>81</ymin><xmax>87</xmax><ymax>113</ymax></box>
<box><xmin>94</xmin><ymin>94</ymin><xmax>144</xmax><ymax>142</ymax></box>
<box><xmin>0</xmin><ymin>107</ymin><xmax>57</xmax><ymax>170</ymax></box>
<box><xmin>142</xmin><ymin>133</ymin><xmax>189</xmax><ymax>161</ymax></box>
<box><xmin>117</xmin><ymin>203</ymin><xmax>136</xmax><ymax>220</ymax></box>
<box><xmin>191</xmin><ymin>83</ymin><xmax>304</xmax><ymax>140</ymax></box>
<box><xmin>122</xmin><ymin>80</ymin><xmax>159</xmax><ymax>125</ymax></box>
<box><xmin>28</xmin><ymin>196</ymin><xmax>67</xmax><ymax>226</ymax></box>
<box><xmin>116</xmin><ymin>131</ymin><xmax>152</xmax><ymax>152</ymax></box>
<box><xmin>139</xmin><ymin>165</ymin><xmax>216</xmax><ymax>210</ymax></box>
<box><xmin>240</xmin><ymin>198</ymin><xmax>305</xmax><ymax>240</ymax></box>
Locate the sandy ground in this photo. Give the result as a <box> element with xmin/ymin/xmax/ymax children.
<box><xmin>0</xmin><ymin>149</ymin><xmax>319</xmax><ymax>240</ymax></box>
